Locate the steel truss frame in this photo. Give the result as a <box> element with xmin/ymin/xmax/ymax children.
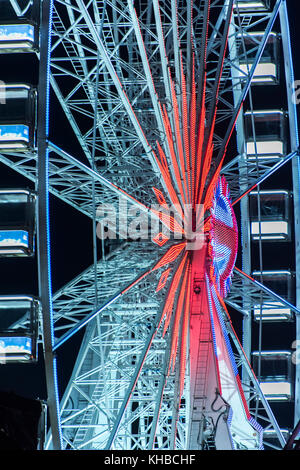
<box><xmin>0</xmin><ymin>0</ymin><xmax>298</xmax><ymax>450</ymax></box>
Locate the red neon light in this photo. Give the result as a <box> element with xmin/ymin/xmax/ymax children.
<box><xmin>160</xmin><ymin>252</ymin><xmax>188</xmax><ymax>334</ymax></box>
<box><xmin>190</xmin><ymin>54</ymin><xmax>197</xmax><ymax>200</ymax></box>
<box><xmin>153</xmin><ymin>242</ymin><xmax>186</xmax><ymax>272</ymax></box>
<box><xmin>170</xmin><ymin>77</ymin><xmax>189</xmax><ymax>204</ymax></box>
<box><xmin>234</xmin><ymin>266</ymin><xmax>255</xmax><ymax>282</ymax></box>
<box><xmin>151</xmin><ymin>209</ymin><xmax>184</xmax><ymax>235</ymax></box>
<box><xmin>203</xmin><ymin>167</ymin><xmax>221</xmax><ymax>212</ymax></box>
<box><xmin>156</xmin><ymin>268</ymin><xmax>171</xmax><ymax>292</ymax></box>
<box><xmin>152</xmin><ymin>231</ymin><xmax>169</xmax><ymax>247</ymax></box>
<box><xmin>169</xmin><ymin>263</ymin><xmax>189</xmax><ymax>374</ymax></box>
<box><xmin>153</xmin><ymin>145</ymin><xmax>184</xmax><ymax>219</ymax></box>
<box><xmin>162</xmin><ymin>104</ymin><xmax>186</xmax><ymax>205</ymax></box>
<box><xmin>121</xmin><ymin>270</ymin><xmax>150</xmax><ymax>295</ymax></box>
<box><xmin>178</xmin><ymin>262</ymin><xmax>191</xmax><ymax>398</ymax></box>
<box><xmin>194</xmin><ymin>72</ymin><xmax>207</xmax><ymax>202</ymax></box>
<box><xmin>180</xmin><ymin>53</ymin><xmax>191</xmax><ymax>203</ymax></box>
<box><xmin>156</xmin><ymin>141</ymin><xmax>170</xmax><ymax>176</ymax></box>
<box><xmin>152</xmin><ymin>187</ymin><xmax>169</xmax><ymax>210</ymax></box>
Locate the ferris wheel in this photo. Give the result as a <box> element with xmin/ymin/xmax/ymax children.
<box><xmin>0</xmin><ymin>0</ymin><xmax>299</xmax><ymax>451</ymax></box>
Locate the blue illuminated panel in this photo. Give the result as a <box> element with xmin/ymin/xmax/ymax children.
<box><xmin>0</xmin><ymin>24</ymin><xmax>34</xmax><ymax>49</ymax></box>
<box><xmin>0</xmin><ymin>124</ymin><xmax>30</xmax><ymax>149</ymax></box>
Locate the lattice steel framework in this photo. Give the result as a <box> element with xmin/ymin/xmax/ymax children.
<box><xmin>1</xmin><ymin>0</ymin><xmax>299</xmax><ymax>451</ymax></box>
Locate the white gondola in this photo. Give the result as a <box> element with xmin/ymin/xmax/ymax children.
<box><xmin>0</xmin><ymin>83</ymin><xmax>36</xmax><ymax>151</ymax></box>
<box><xmin>238</xmin><ymin>32</ymin><xmax>279</xmax><ymax>84</ymax></box>
<box><xmin>252</xmin><ymin>271</ymin><xmax>294</xmax><ymax>321</ymax></box>
<box><xmin>0</xmin><ymin>189</ymin><xmax>36</xmax><ymax>256</ymax></box>
<box><xmin>244</xmin><ymin>110</ymin><xmax>287</xmax><ymax>160</ymax></box>
<box><xmin>0</xmin><ymin>296</ymin><xmax>40</xmax><ymax>363</ymax></box>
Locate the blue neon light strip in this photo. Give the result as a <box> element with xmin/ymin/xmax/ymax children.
<box><xmin>211</xmin><ymin>284</ymin><xmax>264</xmax><ymax>447</ymax></box>
<box><xmin>0</xmin><ymin>124</ymin><xmax>29</xmax><ymax>142</ymax></box>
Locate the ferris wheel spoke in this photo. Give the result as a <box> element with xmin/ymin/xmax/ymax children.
<box><xmin>104</xmin><ymin>249</ymin><xmax>190</xmax><ymax>450</ymax></box>
<box><xmin>146</xmin><ymin>260</ymin><xmax>190</xmax><ymax>449</ymax></box>
<box><xmin>49</xmin><ymin>141</ymin><xmax>185</xmax><ymax>236</ymax></box>
<box><xmin>195</xmin><ymin>0</ymin><xmax>233</xmax><ymax>206</ymax></box>
<box><xmin>33</xmin><ymin>0</ymin><xmax>298</xmax><ymax>450</ymax></box>
<box><xmin>214</xmin><ymin>290</ymin><xmax>287</xmax><ymax>448</ymax></box>
<box><xmin>127</xmin><ymin>1</ymin><xmax>164</xmax><ymax>135</ymax></box>
<box><xmin>126</xmin><ymin>1</ymin><xmax>186</xmax><ymax>209</ymax></box>
<box><xmin>104</xmin><ymin>309</ymin><xmax>166</xmax><ymax>450</ymax></box>
<box><xmin>53</xmin><ymin>1</ymin><xmax>164</xmax><ymax>184</ymax></box>
<box><xmin>53</xmin><ymin>242</ymin><xmax>187</xmax><ymax>349</ymax></box>
<box><xmin>152</xmin><ymin>0</ymin><xmax>172</xmax><ymax>105</ymax></box>
<box><xmin>204</xmin><ymin>0</ymin><xmax>233</xmax><ymax>136</ymax></box>
<box><xmin>151</xmin><ymin>0</ymin><xmax>190</xmax><ymax>207</ymax></box>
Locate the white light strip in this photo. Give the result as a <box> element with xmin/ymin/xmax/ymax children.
<box><xmin>252</xmin><ymin>350</ymin><xmax>291</xmax><ymax>356</ymax></box>
<box><xmin>252</xmin><ymin>270</ymin><xmax>291</xmax><ymax>276</ymax></box>
<box><xmin>244</xmin><ymin>109</ymin><xmax>284</xmax><ymax>116</ymax></box>
<box><xmin>254</xmin><ymin>307</ymin><xmax>291</xmax><ymax>316</ymax></box>
<box><xmin>240</xmin><ymin>63</ymin><xmax>276</xmax><ymax>81</ymax></box>
<box><xmin>260</xmin><ymin>381</ymin><xmax>291</xmax><ymax>398</ymax></box>
<box><xmin>250</xmin><ymin>189</ymin><xmax>289</xmax><ymax>195</ymax></box>
<box><xmin>234</xmin><ymin>1</ymin><xmax>267</xmax><ymax>9</ymax></box>
<box><xmin>247</xmin><ymin>140</ymin><xmax>283</xmax><ymax>155</ymax></box>
<box><xmin>251</xmin><ymin>221</ymin><xmax>288</xmax><ymax>236</ymax></box>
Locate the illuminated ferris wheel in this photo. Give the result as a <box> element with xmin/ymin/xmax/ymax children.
<box><xmin>0</xmin><ymin>0</ymin><xmax>299</xmax><ymax>451</ymax></box>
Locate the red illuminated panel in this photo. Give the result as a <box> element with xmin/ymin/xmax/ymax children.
<box><xmin>156</xmin><ymin>268</ymin><xmax>171</xmax><ymax>292</ymax></box>
<box><xmin>169</xmin><ymin>263</ymin><xmax>189</xmax><ymax>374</ymax></box>
<box><xmin>190</xmin><ymin>55</ymin><xmax>197</xmax><ymax>198</ymax></box>
<box><xmin>153</xmin><ymin>145</ymin><xmax>184</xmax><ymax>218</ymax></box>
<box><xmin>151</xmin><ymin>209</ymin><xmax>184</xmax><ymax>235</ymax></box>
<box><xmin>180</xmin><ymin>53</ymin><xmax>191</xmax><ymax>202</ymax></box>
<box><xmin>152</xmin><ymin>231</ymin><xmax>169</xmax><ymax>247</ymax></box>
<box><xmin>194</xmin><ymin>72</ymin><xmax>207</xmax><ymax>202</ymax></box>
<box><xmin>161</xmin><ymin>104</ymin><xmax>186</xmax><ymax>204</ymax></box>
<box><xmin>160</xmin><ymin>252</ymin><xmax>188</xmax><ymax>334</ymax></box>
<box><xmin>178</xmin><ymin>262</ymin><xmax>191</xmax><ymax>398</ymax></box>
<box><xmin>152</xmin><ymin>187</ymin><xmax>169</xmax><ymax>210</ymax></box>
<box><xmin>156</xmin><ymin>141</ymin><xmax>170</xmax><ymax>176</ymax></box>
